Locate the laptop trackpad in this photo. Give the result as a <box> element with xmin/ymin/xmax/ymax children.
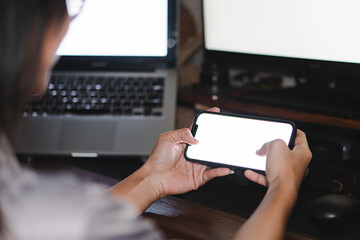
<box><xmin>58</xmin><ymin>120</ymin><xmax>116</xmax><ymax>151</ymax></box>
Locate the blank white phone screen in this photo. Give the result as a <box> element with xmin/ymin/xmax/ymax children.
<box><xmin>186</xmin><ymin>113</ymin><xmax>294</xmax><ymax>171</ymax></box>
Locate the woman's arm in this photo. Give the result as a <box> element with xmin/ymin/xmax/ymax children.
<box><xmin>234</xmin><ymin>180</ymin><xmax>298</xmax><ymax>239</ymax></box>
<box><xmin>235</xmin><ymin>131</ymin><xmax>312</xmax><ymax>240</ymax></box>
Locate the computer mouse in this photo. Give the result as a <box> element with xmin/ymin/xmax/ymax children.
<box><xmin>309</xmin><ymin>194</ymin><xmax>360</xmax><ymax>227</ymax></box>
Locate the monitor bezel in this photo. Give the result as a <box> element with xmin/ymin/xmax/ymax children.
<box><xmin>204</xmin><ymin>49</ymin><xmax>360</xmax><ymax>76</ymax></box>
<box><xmin>54</xmin><ymin>0</ymin><xmax>177</xmax><ymax>71</ymax></box>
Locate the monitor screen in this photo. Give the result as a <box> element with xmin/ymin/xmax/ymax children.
<box><xmin>57</xmin><ymin>0</ymin><xmax>168</xmax><ymax>57</ymax></box>
<box><xmin>204</xmin><ymin>0</ymin><xmax>360</xmax><ymax>65</ymax></box>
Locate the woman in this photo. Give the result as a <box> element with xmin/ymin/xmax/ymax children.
<box><xmin>0</xmin><ymin>0</ymin><xmax>312</xmax><ymax>239</ymax></box>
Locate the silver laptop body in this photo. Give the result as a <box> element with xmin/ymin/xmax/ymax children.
<box><xmin>13</xmin><ymin>0</ymin><xmax>178</xmax><ymax>157</ymax></box>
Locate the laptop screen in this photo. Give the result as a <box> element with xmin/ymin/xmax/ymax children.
<box><xmin>57</xmin><ymin>0</ymin><xmax>168</xmax><ymax>57</ymax></box>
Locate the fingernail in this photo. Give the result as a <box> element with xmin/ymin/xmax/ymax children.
<box><xmin>230</xmin><ymin>170</ymin><xmax>235</xmax><ymax>175</ymax></box>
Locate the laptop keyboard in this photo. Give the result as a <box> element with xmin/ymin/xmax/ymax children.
<box><xmin>24</xmin><ymin>74</ymin><xmax>165</xmax><ymax>117</ymax></box>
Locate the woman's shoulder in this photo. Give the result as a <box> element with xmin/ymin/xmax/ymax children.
<box><xmin>1</xmin><ymin>167</ymin><xmax>113</xmax><ymax>223</ymax></box>
<box><xmin>1</xmin><ymin>167</ymin><xmax>163</xmax><ymax>239</ymax></box>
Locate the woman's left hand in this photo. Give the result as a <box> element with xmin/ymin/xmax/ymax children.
<box><xmin>143</xmin><ymin>107</ymin><xmax>232</xmax><ymax>198</ymax></box>
<box><xmin>111</xmin><ymin>107</ymin><xmax>232</xmax><ymax>213</ymax></box>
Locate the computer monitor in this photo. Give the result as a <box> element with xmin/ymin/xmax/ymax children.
<box><xmin>203</xmin><ymin>0</ymin><xmax>360</xmax><ymax>118</ymax></box>
<box><xmin>203</xmin><ymin>0</ymin><xmax>360</xmax><ymax>82</ymax></box>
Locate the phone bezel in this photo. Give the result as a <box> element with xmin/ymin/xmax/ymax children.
<box><xmin>184</xmin><ymin>111</ymin><xmax>297</xmax><ymax>172</ymax></box>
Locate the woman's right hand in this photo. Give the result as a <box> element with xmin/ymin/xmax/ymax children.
<box><xmin>234</xmin><ymin>130</ymin><xmax>312</xmax><ymax>240</ymax></box>
<box><xmin>244</xmin><ymin>130</ymin><xmax>312</xmax><ymax>190</ymax></box>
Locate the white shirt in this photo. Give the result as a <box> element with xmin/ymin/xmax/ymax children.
<box><xmin>0</xmin><ymin>135</ymin><xmax>163</xmax><ymax>240</ymax></box>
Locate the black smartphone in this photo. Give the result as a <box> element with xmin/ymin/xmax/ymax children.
<box><xmin>184</xmin><ymin>111</ymin><xmax>297</xmax><ymax>172</ymax></box>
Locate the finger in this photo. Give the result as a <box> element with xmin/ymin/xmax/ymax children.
<box><xmin>244</xmin><ymin>170</ymin><xmax>268</xmax><ymax>187</ymax></box>
<box><xmin>305</xmin><ymin>168</ymin><xmax>309</xmax><ymax>177</ymax></box>
<box><xmin>202</xmin><ymin>167</ymin><xmax>233</xmax><ymax>183</ymax></box>
<box><xmin>173</xmin><ymin>128</ymin><xmax>199</xmax><ymax>145</ymax></box>
<box><xmin>293</xmin><ymin>131</ymin><xmax>312</xmax><ymax>162</ymax></box>
<box><xmin>207</xmin><ymin>107</ymin><xmax>220</xmax><ymax>112</ymax></box>
<box><xmin>293</xmin><ymin>130</ymin><xmax>309</xmax><ymax>150</ymax></box>
<box><xmin>256</xmin><ymin>142</ymin><xmax>270</xmax><ymax>156</ymax></box>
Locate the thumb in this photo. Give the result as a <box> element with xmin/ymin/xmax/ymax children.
<box><xmin>171</xmin><ymin>128</ymin><xmax>199</xmax><ymax>145</ymax></box>
<box><xmin>256</xmin><ymin>142</ymin><xmax>270</xmax><ymax>156</ymax></box>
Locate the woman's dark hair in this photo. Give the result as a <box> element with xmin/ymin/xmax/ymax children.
<box><xmin>0</xmin><ymin>0</ymin><xmax>67</xmax><ymax>135</ymax></box>
<box><xmin>0</xmin><ymin>0</ymin><xmax>68</xmax><ymax>236</ymax></box>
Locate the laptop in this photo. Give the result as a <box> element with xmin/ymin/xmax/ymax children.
<box><xmin>13</xmin><ymin>0</ymin><xmax>178</xmax><ymax>157</ymax></box>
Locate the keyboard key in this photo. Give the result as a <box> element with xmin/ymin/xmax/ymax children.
<box><xmin>153</xmin><ymin>111</ymin><xmax>162</xmax><ymax>116</ymax></box>
<box><xmin>144</xmin><ymin>106</ymin><xmax>152</xmax><ymax>116</ymax></box>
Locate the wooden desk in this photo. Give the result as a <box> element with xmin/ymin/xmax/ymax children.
<box><xmin>178</xmin><ymin>88</ymin><xmax>360</xmax><ymax>131</ymax></box>
<box><xmin>50</xmin><ymin>166</ymin><xmax>314</xmax><ymax>240</ymax></box>
<box><xmin>144</xmin><ymin>196</ymin><xmax>313</xmax><ymax>240</ymax></box>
